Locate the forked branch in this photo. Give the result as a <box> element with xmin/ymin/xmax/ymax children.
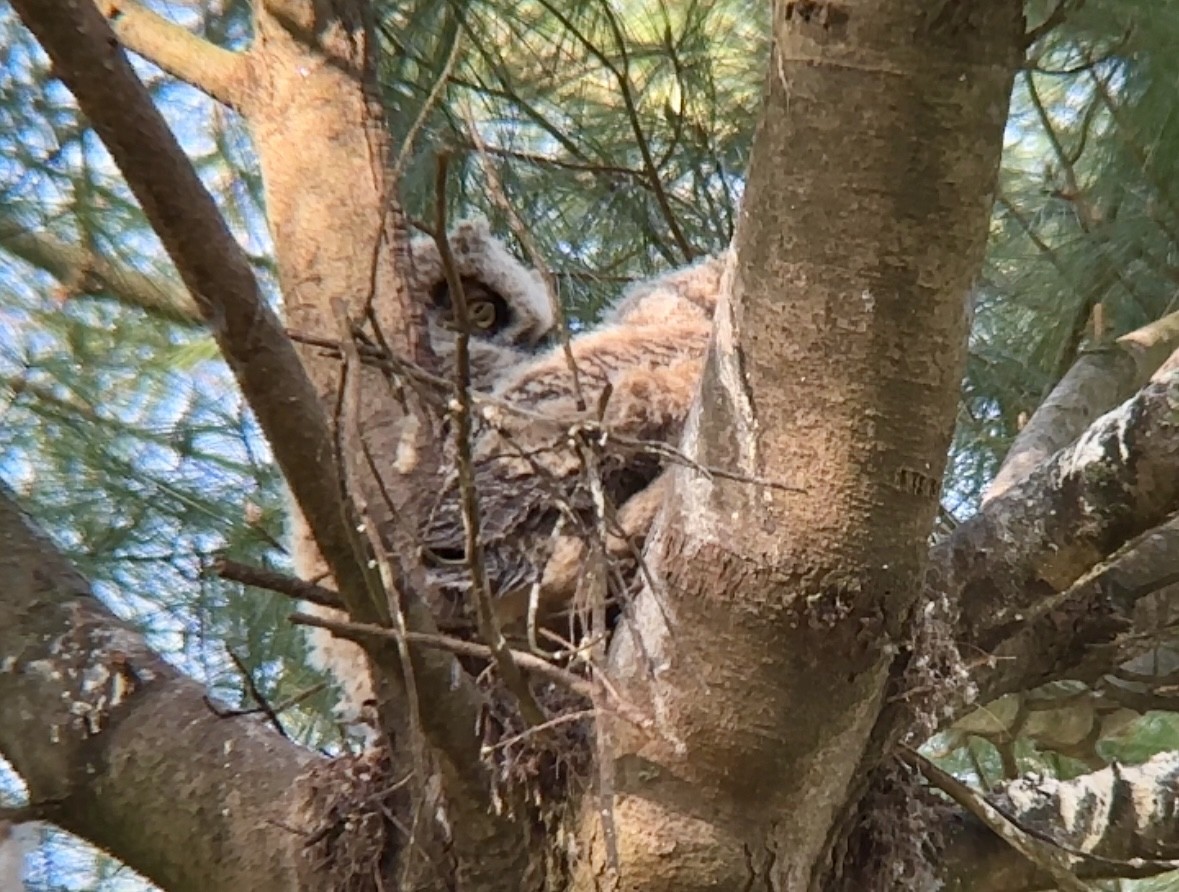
<box><xmin>95</xmin><ymin>0</ymin><xmax>251</xmax><ymax>110</ymax></box>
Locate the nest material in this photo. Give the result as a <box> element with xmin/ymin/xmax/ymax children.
<box><xmin>298</xmin><ymin>746</ymin><xmax>424</xmax><ymax>891</ymax></box>
<box><xmin>298</xmin><ymin>665</ymin><xmax>599</xmax><ymax>890</ymax></box>
<box><xmin>478</xmin><ymin>674</ymin><xmax>595</xmax><ymax>819</ymax></box>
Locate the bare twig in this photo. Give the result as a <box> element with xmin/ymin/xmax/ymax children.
<box><xmin>0</xmin><ymin>802</ymin><xmax>61</xmax><ymax>824</ymax></box>
<box><xmin>434</xmin><ymin>153</ymin><xmax>545</xmax><ymax>726</ymax></box>
<box><xmin>224</xmin><ymin>648</ymin><xmax>289</xmax><ymax>738</ymax></box>
<box><xmin>1023</xmin><ymin>0</ymin><xmax>1077</xmax><ymax>49</ymax></box>
<box><xmin>212</xmin><ymin>556</ymin><xmax>344</xmax><ymax>610</ymax></box>
<box><xmin>330</xmin><ymin>300</ymin><xmax>424</xmax><ymax>774</ymax></box>
<box><xmin>462</xmin><ymin>108</ymin><xmax>587</xmax><ymax>412</ymax></box>
<box><xmin>481</xmin><ymin>709</ymin><xmax>595</xmax><ymax>754</ymax></box>
<box><xmin>289</xmin><ymin>611</ymin><xmax>653</xmax><ymax>731</ymax></box>
<box><xmin>574</xmin><ymin>430</ymin><xmax>620</xmax><ymax>872</ymax></box>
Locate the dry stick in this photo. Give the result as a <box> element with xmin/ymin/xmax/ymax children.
<box><xmin>289</xmin><ymin>612</ymin><xmax>652</xmax><ymax>731</ymax></box>
<box><xmin>224</xmin><ymin>648</ymin><xmax>288</xmax><ymax>739</ymax></box>
<box><xmin>482</xmin><ymin>709</ymin><xmax>595</xmax><ymax>754</ymax></box>
<box><xmin>904</xmin><ymin>746</ymin><xmax>1179</xmax><ymax>884</ymax></box>
<box><xmin>390</xmin><ymin>31</ymin><xmax>465</xmax><ymax>185</ymax></box>
<box><xmin>573</xmin><ymin>432</ymin><xmax>621</xmax><ymax>873</ymax></box>
<box><xmin>433</xmin><ymin>153</ymin><xmax>545</xmax><ymax>726</ymax></box>
<box><xmin>212</xmin><ymin>556</ymin><xmax>344</xmax><ymax>610</ymax></box>
<box><xmin>462</xmin><ymin>107</ymin><xmax>587</xmax><ymax>412</ymax></box>
<box><xmin>330</xmin><ymin>300</ymin><xmax>427</xmax><ymax>786</ymax></box>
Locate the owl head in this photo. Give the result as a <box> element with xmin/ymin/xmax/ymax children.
<box><xmin>409</xmin><ymin>219</ymin><xmax>554</xmax><ymax>389</ymax></box>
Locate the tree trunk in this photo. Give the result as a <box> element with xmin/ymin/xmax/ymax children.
<box><xmin>26</xmin><ymin>1</ymin><xmax>1179</xmax><ymax>891</ymax></box>
<box><xmin>580</xmin><ymin>3</ymin><xmax>1025</xmax><ymax>889</ymax></box>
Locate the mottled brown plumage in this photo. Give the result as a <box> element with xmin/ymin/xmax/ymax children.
<box><xmin>422</xmin><ymin>252</ymin><xmax>728</xmax><ymax>626</ymax></box>
<box><xmin>292</xmin><ymin>219</ymin><xmax>554</xmax><ymax>720</ymax></box>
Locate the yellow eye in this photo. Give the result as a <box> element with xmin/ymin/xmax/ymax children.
<box><xmin>469</xmin><ymin>299</ymin><xmax>498</xmax><ymax>330</ymax></box>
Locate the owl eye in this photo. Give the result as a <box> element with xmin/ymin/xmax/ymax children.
<box><xmin>431</xmin><ymin>277</ymin><xmax>511</xmax><ymax>334</ymax></box>
<box><xmin>468</xmin><ymin>299</ymin><xmax>499</xmax><ymax>330</ymax></box>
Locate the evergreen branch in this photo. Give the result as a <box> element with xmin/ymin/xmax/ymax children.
<box><xmin>95</xmin><ymin>0</ymin><xmax>251</xmax><ymax>111</ymax></box>
<box><xmin>0</xmin><ymin>219</ymin><xmax>201</xmax><ymax>325</ymax></box>
<box><xmin>1088</xmin><ymin>67</ymin><xmax>1179</xmax><ymax>251</ymax></box>
<box><xmin>534</xmin><ymin>0</ymin><xmax>694</xmax><ymax>261</ymax></box>
<box><xmin>454</xmin><ymin>141</ymin><xmax>644</xmax><ymax>180</ymax></box>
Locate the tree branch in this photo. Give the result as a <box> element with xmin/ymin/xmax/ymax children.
<box><xmin>94</xmin><ymin>0</ymin><xmax>251</xmax><ymax>110</ymax></box>
<box><xmin>985</xmin><ymin>309</ymin><xmax>1179</xmax><ymax>502</ymax></box>
<box><xmin>942</xmin><ymin>369</ymin><xmax>1179</xmax><ymax>670</ymax></box>
<box><xmin>0</xmin><ymin>218</ymin><xmax>201</xmax><ymax>326</ymax></box>
<box><xmin>940</xmin><ymin>751</ymin><xmax>1179</xmax><ymax>890</ymax></box>
<box><xmin>0</xmin><ymin>485</ymin><xmax>317</xmax><ymax>892</ymax></box>
<box><xmin>9</xmin><ymin>2</ymin><xmax>501</xmax><ymax>837</ymax></box>
<box><xmin>213</xmin><ymin>556</ymin><xmax>344</xmax><ymax>610</ymax></box>
<box><xmin>10</xmin><ymin>0</ymin><xmax>381</xmax><ymax>643</ymax></box>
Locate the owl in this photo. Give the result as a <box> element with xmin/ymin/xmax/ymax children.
<box><xmin>292</xmin><ymin>219</ymin><xmax>555</xmax><ymax>721</ymax></box>
<box><xmin>421</xmin><ymin>250</ymin><xmax>729</xmax><ymax>628</ymax></box>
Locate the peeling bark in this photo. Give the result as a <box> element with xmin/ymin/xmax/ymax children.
<box><xmin>940</xmin><ymin>751</ymin><xmax>1179</xmax><ymax>891</ymax></box>
<box><xmin>985</xmin><ymin>310</ymin><xmax>1179</xmax><ymax>503</ymax></box>
<box><xmin>939</xmin><ymin>369</ymin><xmax>1179</xmax><ymax>678</ymax></box>
<box><xmin>0</xmin><ymin>487</ymin><xmax>318</xmax><ymax>892</ymax></box>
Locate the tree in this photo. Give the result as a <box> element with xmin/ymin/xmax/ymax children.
<box><xmin>5</xmin><ymin>0</ymin><xmax>1179</xmax><ymax>889</ymax></box>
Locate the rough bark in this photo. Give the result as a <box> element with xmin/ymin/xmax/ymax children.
<box><xmin>0</xmin><ymin>486</ymin><xmax>318</xmax><ymax>892</ymax></box>
<box><xmin>940</xmin><ymin>369</ymin><xmax>1179</xmax><ymax>683</ymax></box>
<box><xmin>958</xmin><ymin>309</ymin><xmax>1179</xmax><ymax>752</ymax></box>
<box><xmin>18</xmin><ymin>1</ymin><xmax>1179</xmax><ymax>890</ymax></box>
<box><xmin>938</xmin><ymin>751</ymin><xmax>1179</xmax><ymax>891</ymax></box>
<box><xmin>584</xmin><ymin>3</ymin><xmax>1025</xmax><ymax>889</ymax></box>
<box><xmin>11</xmin><ymin>1</ymin><xmax>524</xmax><ymax>886</ymax></box>
<box><xmin>242</xmin><ymin>3</ymin><xmax>528</xmax><ymax>882</ymax></box>
<box><xmin>986</xmin><ymin>310</ymin><xmax>1179</xmax><ymax>502</ymax></box>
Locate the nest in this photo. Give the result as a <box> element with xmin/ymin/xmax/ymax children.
<box><xmin>297</xmin><ymin>746</ymin><xmax>423</xmax><ymax>891</ymax></box>
<box><xmin>478</xmin><ymin>674</ymin><xmax>596</xmax><ymax>820</ymax></box>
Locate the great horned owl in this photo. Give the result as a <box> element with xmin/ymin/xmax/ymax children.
<box><xmin>422</xmin><ymin>251</ymin><xmax>729</xmax><ymax>627</ymax></box>
<box><xmin>292</xmin><ymin>219</ymin><xmax>554</xmax><ymax>721</ymax></box>
<box><xmin>413</xmin><ymin>218</ymin><xmax>555</xmax><ymax>389</ymax></box>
